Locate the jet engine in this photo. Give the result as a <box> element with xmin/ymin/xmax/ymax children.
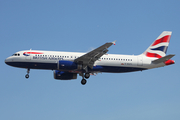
<box><xmin>57</xmin><ymin>60</ymin><xmax>82</xmax><ymax>70</ymax></box>
<box><xmin>53</xmin><ymin>70</ymin><xmax>77</xmax><ymax>80</ymax></box>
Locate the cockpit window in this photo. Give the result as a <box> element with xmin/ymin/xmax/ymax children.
<box><xmin>12</xmin><ymin>53</ymin><xmax>20</xmax><ymax>56</ymax></box>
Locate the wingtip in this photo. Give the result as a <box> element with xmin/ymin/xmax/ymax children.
<box><xmin>112</xmin><ymin>40</ymin><xmax>116</xmax><ymax>45</ymax></box>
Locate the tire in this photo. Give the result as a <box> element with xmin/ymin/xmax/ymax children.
<box><xmin>85</xmin><ymin>73</ymin><xmax>90</xmax><ymax>79</ymax></box>
<box><xmin>81</xmin><ymin>79</ymin><xmax>87</xmax><ymax>85</ymax></box>
<box><xmin>25</xmin><ymin>74</ymin><xmax>29</xmax><ymax>79</ymax></box>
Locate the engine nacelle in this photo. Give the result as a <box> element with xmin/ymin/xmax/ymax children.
<box><xmin>58</xmin><ymin>60</ymin><xmax>79</xmax><ymax>70</ymax></box>
<box><xmin>53</xmin><ymin>70</ymin><xmax>77</xmax><ymax>80</ymax></box>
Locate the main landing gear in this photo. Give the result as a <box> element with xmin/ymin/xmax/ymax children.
<box><xmin>81</xmin><ymin>79</ymin><xmax>87</xmax><ymax>85</ymax></box>
<box><xmin>25</xmin><ymin>68</ymin><xmax>30</xmax><ymax>79</ymax></box>
<box><xmin>81</xmin><ymin>73</ymin><xmax>90</xmax><ymax>85</ymax></box>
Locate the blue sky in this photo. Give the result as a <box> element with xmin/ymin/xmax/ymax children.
<box><xmin>0</xmin><ymin>0</ymin><xmax>180</xmax><ymax>120</ymax></box>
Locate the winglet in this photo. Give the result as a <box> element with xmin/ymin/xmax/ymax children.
<box><xmin>112</xmin><ymin>40</ymin><xmax>116</xmax><ymax>45</ymax></box>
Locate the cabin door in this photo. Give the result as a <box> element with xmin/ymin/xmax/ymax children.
<box><xmin>137</xmin><ymin>57</ymin><xmax>143</xmax><ymax>66</ymax></box>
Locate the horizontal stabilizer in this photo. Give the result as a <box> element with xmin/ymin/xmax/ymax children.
<box><xmin>152</xmin><ymin>54</ymin><xmax>175</xmax><ymax>64</ymax></box>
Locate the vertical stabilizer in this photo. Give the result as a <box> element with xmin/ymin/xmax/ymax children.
<box><xmin>142</xmin><ymin>31</ymin><xmax>172</xmax><ymax>58</ymax></box>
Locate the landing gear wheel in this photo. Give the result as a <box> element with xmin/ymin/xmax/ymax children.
<box><xmin>25</xmin><ymin>74</ymin><xmax>29</xmax><ymax>79</ymax></box>
<box><xmin>85</xmin><ymin>73</ymin><xmax>90</xmax><ymax>79</ymax></box>
<box><xmin>81</xmin><ymin>79</ymin><xmax>87</xmax><ymax>85</ymax></box>
<box><xmin>25</xmin><ymin>68</ymin><xmax>30</xmax><ymax>79</ymax></box>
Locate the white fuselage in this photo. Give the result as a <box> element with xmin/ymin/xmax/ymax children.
<box><xmin>5</xmin><ymin>50</ymin><xmax>166</xmax><ymax>73</ymax></box>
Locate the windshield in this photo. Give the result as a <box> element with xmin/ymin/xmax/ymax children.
<box><xmin>12</xmin><ymin>53</ymin><xmax>20</xmax><ymax>56</ymax></box>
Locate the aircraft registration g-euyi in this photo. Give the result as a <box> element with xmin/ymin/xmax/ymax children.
<box><xmin>5</xmin><ymin>31</ymin><xmax>175</xmax><ymax>85</ymax></box>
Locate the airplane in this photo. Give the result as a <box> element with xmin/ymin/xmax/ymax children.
<box><xmin>5</xmin><ymin>31</ymin><xmax>175</xmax><ymax>85</ymax></box>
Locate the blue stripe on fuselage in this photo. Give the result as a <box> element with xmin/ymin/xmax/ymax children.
<box><xmin>91</xmin><ymin>65</ymin><xmax>146</xmax><ymax>73</ymax></box>
<box><xmin>5</xmin><ymin>62</ymin><xmax>57</xmax><ymax>70</ymax></box>
<box><xmin>5</xmin><ymin>62</ymin><xmax>146</xmax><ymax>73</ymax></box>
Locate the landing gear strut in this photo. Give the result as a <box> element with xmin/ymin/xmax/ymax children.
<box><xmin>25</xmin><ymin>68</ymin><xmax>30</xmax><ymax>79</ymax></box>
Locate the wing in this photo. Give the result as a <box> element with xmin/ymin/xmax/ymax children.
<box><xmin>74</xmin><ymin>41</ymin><xmax>116</xmax><ymax>69</ymax></box>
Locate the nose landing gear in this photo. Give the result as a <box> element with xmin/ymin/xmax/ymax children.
<box><xmin>25</xmin><ymin>68</ymin><xmax>30</xmax><ymax>79</ymax></box>
<box><xmin>25</xmin><ymin>74</ymin><xmax>29</xmax><ymax>78</ymax></box>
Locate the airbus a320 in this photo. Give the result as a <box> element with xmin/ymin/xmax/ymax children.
<box><xmin>5</xmin><ymin>31</ymin><xmax>175</xmax><ymax>85</ymax></box>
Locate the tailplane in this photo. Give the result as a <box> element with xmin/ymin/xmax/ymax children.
<box><xmin>152</xmin><ymin>54</ymin><xmax>175</xmax><ymax>64</ymax></box>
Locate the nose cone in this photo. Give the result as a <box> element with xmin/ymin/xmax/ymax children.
<box><xmin>5</xmin><ymin>57</ymin><xmax>12</xmax><ymax>65</ymax></box>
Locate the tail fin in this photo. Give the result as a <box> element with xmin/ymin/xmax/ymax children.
<box><xmin>142</xmin><ymin>31</ymin><xmax>172</xmax><ymax>58</ymax></box>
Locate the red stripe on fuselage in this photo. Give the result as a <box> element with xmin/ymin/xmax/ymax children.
<box><xmin>146</xmin><ymin>52</ymin><xmax>162</xmax><ymax>58</ymax></box>
<box><xmin>152</xmin><ymin>35</ymin><xmax>171</xmax><ymax>46</ymax></box>
<box><xmin>23</xmin><ymin>52</ymin><xmax>43</xmax><ymax>54</ymax></box>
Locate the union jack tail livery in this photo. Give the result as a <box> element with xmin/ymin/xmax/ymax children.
<box><xmin>143</xmin><ymin>31</ymin><xmax>172</xmax><ymax>58</ymax></box>
<box><xmin>141</xmin><ymin>31</ymin><xmax>175</xmax><ymax>66</ymax></box>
